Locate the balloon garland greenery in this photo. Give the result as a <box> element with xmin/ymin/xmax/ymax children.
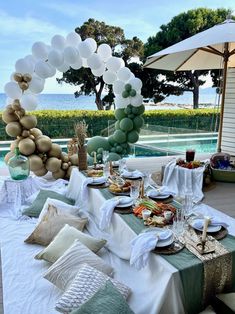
<box><xmin>3</xmin><ymin>32</ymin><xmax>144</xmax><ymax>178</ymax></box>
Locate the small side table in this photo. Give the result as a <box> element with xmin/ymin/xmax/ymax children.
<box><xmin>0</xmin><ymin>176</ymin><xmax>39</xmax><ymax>217</ymax></box>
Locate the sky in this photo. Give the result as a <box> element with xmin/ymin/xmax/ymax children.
<box><xmin>0</xmin><ymin>0</ymin><xmax>235</xmax><ymax>93</ymax></box>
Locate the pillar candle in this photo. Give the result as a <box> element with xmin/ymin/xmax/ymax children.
<box><xmin>202</xmin><ymin>217</ymin><xmax>210</xmax><ymax>242</ymax></box>
<box><xmin>93</xmin><ymin>152</ymin><xmax>97</xmax><ymax>164</ymax></box>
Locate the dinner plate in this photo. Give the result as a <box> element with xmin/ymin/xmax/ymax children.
<box><xmin>114</xmin><ymin>196</ymin><xmax>133</xmax><ymax>208</ymax></box>
<box><xmin>156</xmin><ymin>236</ymin><xmax>174</xmax><ymax>248</ymax></box>
<box><xmin>147</xmin><ymin>190</ymin><xmax>171</xmax><ymax>199</ymax></box>
<box><xmin>190</xmin><ymin>220</ymin><xmax>222</xmax><ymax>233</ymax></box>
<box><xmin>88</xmin><ymin>177</ymin><xmax>106</xmax><ymax>185</ymax></box>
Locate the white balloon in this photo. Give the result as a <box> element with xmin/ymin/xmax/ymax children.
<box><xmin>20</xmin><ymin>94</ymin><xmax>38</xmax><ymax>111</ymax></box>
<box><xmin>113</xmin><ymin>80</ymin><xmax>125</xmax><ymax>94</ymax></box>
<box><xmin>130</xmin><ymin>94</ymin><xmax>143</xmax><ymax>107</ymax></box>
<box><xmin>106</xmin><ymin>57</ymin><xmax>123</xmax><ymax>72</ymax></box>
<box><xmin>6</xmin><ymin>97</ymin><xmax>13</xmax><ymax>106</ymax></box>
<box><xmin>87</xmin><ymin>53</ymin><xmax>103</xmax><ymax>70</ymax></box>
<box><xmin>63</xmin><ymin>46</ymin><xmax>78</xmax><ymax>64</ymax></box>
<box><xmin>114</xmin><ymin>95</ymin><xmax>129</xmax><ymax>109</ymax></box>
<box><xmin>103</xmin><ymin>71</ymin><xmax>117</xmax><ymax>85</ymax></box>
<box><xmin>24</xmin><ymin>54</ymin><xmax>36</xmax><ymax>65</ymax></box>
<box><xmin>34</xmin><ymin>61</ymin><xmax>54</xmax><ymax>79</ymax></box>
<box><xmin>85</xmin><ymin>38</ymin><xmax>97</xmax><ymax>52</ymax></box>
<box><xmin>29</xmin><ymin>76</ymin><xmax>45</xmax><ymax>94</ymax></box>
<box><xmin>57</xmin><ymin>62</ymin><xmax>70</xmax><ymax>72</ymax></box>
<box><xmin>4</xmin><ymin>82</ymin><xmax>22</xmax><ymax>99</ymax></box>
<box><xmin>97</xmin><ymin>44</ymin><xmax>112</xmax><ymax>61</ymax></box>
<box><xmin>15</xmin><ymin>58</ymin><xmax>34</xmax><ymax>75</ymax></box>
<box><xmin>66</xmin><ymin>32</ymin><xmax>81</xmax><ymax>47</ymax></box>
<box><xmin>51</xmin><ymin>35</ymin><xmax>66</xmax><ymax>51</ymax></box>
<box><xmin>71</xmin><ymin>56</ymin><xmax>83</xmax><ymax>70</ymax></box>
<box><xmin>117</xmin><ymin>67</ymin><xmax>132</xmax><ymax>82</ymax></box>
<box><xmin>91</xmin><ymin>63</ymin><xmax>105</xmax><ymax>77</ymax></box>
<box><xmin>32</xmin><ymin>41</ymin><xmax>48</xmax><ymax>60</ymax></box>
<box><xmin>128</xmin><ymin>77</ymin><xmax>143</xmax><ymax>91</ymax></box>
<box><xmin>82</xmin><ymin>58</ymin><xmax>89</xmax><ymax>68</ymax></box>
<box><xmin>78</xmin><ymin>41</ymin><xmax>93</xmax><ymax>58</ymax></box>
<box><xmin>48</xmin><ymin>49</ymin><xmax>64</xmax><ymax>67</ymax></box>
<box><xmin>120</xmin><ymin>58</ymin><xmax>125</xmax><ymax>68</ymax></box>
<box><xmin>47</xmin><ymin>64</ymin><xmax>56</xmax><ymax>77</ymax></box>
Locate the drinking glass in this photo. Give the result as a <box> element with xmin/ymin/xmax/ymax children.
<box><xmin>130</xmin><ymin>183</ymin><xmax>140</xmax><ymax>204</ymax></box>
<box><xmin>143</xmin><ymin>171</ymin><xmax>151</xmax><ymax>191</ymax></box>
<box><xmin>102</xmin><ymin>151</ymin><xmax>109</xmax><ymax>164</ymax></box>
<box><xmin>186</xmin><ymin>149</ymin><xmax>195</xmax><ymax>162</ymax></box>
<box><xmin>118</xmin><ymin>158</ymin><xmax>126</xmax><ymax>173</ymax></box>
<box><xmin>172</xmin><ymin>207</ymin><xmax>185</xmax><ymax>236</ymax></box>
<box><xmin>184</xmin><ymin>192</ymin><xmax>193</xmax><ymax>217</ymax></box>
<box><xmin>103</xmin><ymin>162</ymin><xmax>110</xmax><ymax>179</ymax></box>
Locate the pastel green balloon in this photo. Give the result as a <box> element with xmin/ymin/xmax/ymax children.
<box><xmin>114</xmin><ymin>108</ymin><xmax>126</xmax><ymax>120</ymax></box>
<box><xmin>125</xmin><ymin>83</ymin><xmax>132</xmax><ymax>92</ymax></box>
<box><xmin>113</xmin><ymin>129</ymin><xmax>126</xmax><ymax>143</ymax></box>
<box><xmin>108</xmin><ymin>135</ymin><xmax>116</xmax><ymax>146</ymax></box>
<box><xmin>120</xmin><ymin>117</ymin><xmax>133</xmax><ymax>132</ymax></box>
<box><xmin>115</xmin><ymin>120</ymin><xmax>120</xmax><ymax>130</ymax></box>
<box><xmin>127</xmin><ymin>130</ymin><xmax>139</xmax><ymax>143</ymax></box>
<box><xmin>122</xmin><ymin>90</ymin><xmax>129</xmax><ymax>98</ymax></box>
<box><xmin>87</xmin><ymin>136</ymin><xmax>110</xmax><ymax>155</ymax></box>
<box><xmin>133</xmin><ymin>116</ymin><xmax>144</xmax><ymax>129</ymax></box>
<box><xmin>107</xmin><ymin>152</ymin><xmax>121</xmax><ymax>161</ymax></box>
<box><xmin>124</xmin><ymin>105</ymin><xmax>132</xmax><ymax>115</ymax></box>
<box><xmin>130</xmin><ymin>89</ymin><xmax>136</xmax><ymax>97</ymax></box>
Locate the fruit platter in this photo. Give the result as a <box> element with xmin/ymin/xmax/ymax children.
<box><xmin>87</xmin><ymin>169</ymin><xmax>103</xmax><ymax>177</ymax></box>
<box><xmin>176</xmin><ymin>158</ymin><xmax>203</xmax><ymax>169</ymax></box>
<box><xmin>108</xmin><ymin>176</ymin><xmax>131</xmax><ymax>195</ymax></box>
<box><xmin>133</xmin><ymin>199</ymin><xmax>177</xmax><ymax>227</ymax></box>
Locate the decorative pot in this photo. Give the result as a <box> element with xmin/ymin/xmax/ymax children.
<box><xmin>78</xmin><ymin>145</ymin><xmax>87</xmax><ymax>171</ymax></box>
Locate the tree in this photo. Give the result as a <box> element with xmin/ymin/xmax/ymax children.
<box><xmin>57</xmin><ymin>18</ymin><xmax>144</xmax><ymax>110</ymax></box>
<box><xmin>143</xmin><ymin>8</ymin><xmax>232</xmax><ymax>108</ymax></box>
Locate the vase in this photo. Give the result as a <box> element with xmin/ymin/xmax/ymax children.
<box><xmin>78</xmin><ymin>145</ymin><xmax>87</xmax><ymax>171</ymax></box>
<box><xmin>8</xmin><ymin>147</ymin><xmax>30</xmax><ymax>180</ymax></box>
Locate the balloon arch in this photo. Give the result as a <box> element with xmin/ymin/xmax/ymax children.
<box><xmin>3</xmin><ymin>32</ymin><xmax>145</xmax><ymax>179</ymax></box>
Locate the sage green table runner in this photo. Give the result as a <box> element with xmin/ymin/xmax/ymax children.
<box><xmin>99</xmin><ymin>188</ymin><xmax>235</xmax><ymax>314</ymax></box>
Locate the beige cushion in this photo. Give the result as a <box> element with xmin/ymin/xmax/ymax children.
<box><xmin>55</xmin><ymin>264</ymin><xmax>131</xmax><ymax>313</ymax></box>
<box><xmin>37</xmin><ymin>198</ymin><xmax>80</xmax><ymax>225</ymax></box>
<box><xmin>25</xmin><ymin>205</ymin><xmax>88</xmax><ymax>246</ymax></box>
<box><xmin>44</xmin><ymin>239</ymin><xmax>113</xmax><ymax>290</ymax></box>
<box><xmin>35</xmin><ymin>224</ymin><xmax>106</xmax><ymax>263</ymax></box>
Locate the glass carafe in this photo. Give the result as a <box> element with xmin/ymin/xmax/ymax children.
<box><xmin>8</xmin><ymin>147</ymin><xmax>30</xmax><ymax>180</ymax></box>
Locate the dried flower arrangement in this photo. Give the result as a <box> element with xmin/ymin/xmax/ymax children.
<box><xmin>74</xmin><ymin>120</ymin><xmax>88</xmax><ymax>150</ymax></box>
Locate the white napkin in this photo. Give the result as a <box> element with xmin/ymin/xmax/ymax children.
<box><xmin>122</xmin><ymin>170</ymin><xmax>143</xmax><ymax>178</ymax></box>
<box><xmin>130</xmin><ymin>229</ymin><xmax>172</xmax><ymax>270</ymax></box>
<box><xmin>192</xmin><ymin>217</ymin><xmax>229</xmax><ymax>230</ymax></box>
<box><xmin>99</xmin><ymin>197</ymin><xmax>131</xmax><ymax>230</ymax></box>
<box><xmin>81</xmin><ymin>177</ymin><xmax>106</xmax><ymax>202</ymax></box>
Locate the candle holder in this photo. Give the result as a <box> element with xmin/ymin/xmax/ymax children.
<box><xmin>196</xmin><ymin>237</ymin><xmax>215</xmax><ymax>255</ymax></box>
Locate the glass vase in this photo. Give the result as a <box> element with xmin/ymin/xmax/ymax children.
<box><xmin>8</xmin><ymin>147</ymin><xmax>30</xmax><ymax>180</ymax></box>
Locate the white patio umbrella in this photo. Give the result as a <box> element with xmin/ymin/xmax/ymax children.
<box><xmin>144</xmin><ymin>19</ymin><xmax>235</xmax><ymax>152</ymax></box>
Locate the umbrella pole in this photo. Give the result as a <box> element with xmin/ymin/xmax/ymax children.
<box><xmin>217</xmin><ymin>43</ymin><xmax>229</xmax><ymax>152</ymax></box>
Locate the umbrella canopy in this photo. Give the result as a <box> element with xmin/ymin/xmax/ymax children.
<box><xmin>144</xmin><ymin>19</ymin><xmax>235</xmax><ymax>152</ymax></box>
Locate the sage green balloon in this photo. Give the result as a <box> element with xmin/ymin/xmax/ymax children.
<box><xmin>122</xmin><ymin>90</ymin><xmax>129</xmax><ymax>98</ymax></box>
<box><xmin>136</xmin><ymin>104</ymin><xmax>145</xmax><ymax>115</ymax></box>
<box><xmin>87</xmin><ymin>136</ymin><xmax>110</xmax><ymax>155</ymax></box>
<box><xmin>107</xmin><ymin>152</ymin><xmax>121</xmax><ymax>161</ymax></box>
<box><xmin>116</xmin><ymin>145</ymin><xmax>123</xmax><ymax>153</ymax></box>
<box><xmin>113</xmin><ymin>129</ymin><xmax>126</xmax><ymax>143</ymax></box>
<box><xmin>130</xmin><ymin>89</ymin><xmax>136</xmax><ymax>97</ymax></box>
<box><xmin>114</xmin><ymin>108</ymin><xmax>126</xmax><ymax>120</ymax></box>
<box><xmin>111</xmin><ymin>147</ymin><xmax>116</xmax><ymax>152</ymax></box>
<box><xmin>120</xmin><ymin>117</ymin><xmax>133</xmax><ymax>132</ymax></box>
<box><xmin>124</xmin><ymin>105</ymin><xmax>132</xmax><ymax>115</ymax></box>
<box><xmin>127</xmin><ymin>130</ymin><xmax>139</xmax><ymax>143</ymax></box>
<box><xmin>97</xmin><ymin>147</ymin><xmax>104</xmax><ymax>154</ymax></box>
<box><xmin>131</xmin><ymin>106</ymin><xmax>139</xmax><ymax>115</ymax></box>
<box><xmin>108</xmin><ymin>135</ymin><xmax>115</xmax><ymax>146</ymax></box>
<box><xmin>133</xmin><ymin>116</ymin><xmax>144</xmax><ymax>129</ymax></box>
<box><xmin>97</xmin><ymin>153</ymin><xmax>102</xmax><ymax>161</ymax></box>
<box><xmin>125</xmin><ymin>83</ymin><xmax>132</xmax><ymax>92</ymax></box>
<box><xmin>115</xmin><ymin>120</ymin><xmax>120</xmax><ymax>130</ymax></box>
<box><xmin>128</xmin><ymin>114</ymin><xmax>135</xmax><ymax>119</ymax></box>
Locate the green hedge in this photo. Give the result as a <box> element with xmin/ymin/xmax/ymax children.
<box><xmin>0</xmin><ymin>108</ymin><xmax>219</xmax><ymax>140</ymax></box>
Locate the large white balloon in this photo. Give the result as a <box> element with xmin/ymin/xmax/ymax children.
<box><xmin>97</xmin><ymin>44</ymin><xmax>112</xmax><ymax>61</ymax></box>
<box><xmin>128</xmin><ymin>77</ymin><xmax>143</xmax><ymax>91</ymax></box>
<box><xmin>82</xmin><ymin>58</ymin><xmax>89</xmax><ymax>68</ymax></box>
<box><xmin>48</xmin><ymin>49</ymin><xmax>64</xmax><ymax>67</ymax></box>
<box><xmin>113</xmin><ymin>80</ymin><xmax>125</xmax><ymax>94</ymax></box>
<box><xmin>106</xmin><ymin>57</ymin><xmax>123</xmax><ymax>72</ymax></box>
<box><xmin>20</xmin><ymin>94</ymin><xmax>38</xmax><ymax>111</ymax></box>
<box><xmin>87</xmin><ymin>53</ymin><xmax>103</xmax><ymax>70</ymax></box>
<box><xmin>15</xmin><ymin>58</ymin><xmax>34</xmax><ymax>75</ymax></box>
<box><xmin>103</xmin><ymin>71</ymin><xmax>117</xmax><ymax>85</ymax></box>
<box><xmin>57</xmin><ymin>62</ymin><xmax>70</xmax><ymax>72</ymax></box>
<box><xmin>24</xmin><ymin>54</ymin><xmax>36</xmax><ymax>65</ymax></box>
<box><xmin>66</xmin><ymin>32</ymin><xmax>81</xmax><ymax>47</ymax></box>
<box><xmin>51</xmin><ymin>35</ymin><xmax>66</xmax><ymax>51</ymax></box>
<box><xmin>34</xmin><ymin>61</ymin><xmax>54</xmax><ymax>79</ymax></box>
<box><xmin>71</xmin><ymin>56</ymin><xmax>83</xmax><ymax>70</ymax></box>
<box><xmin>4</xmin><ymin>82</ymin><xmax>22</xmax><ymax>99</ymax></box>
<box><xmin>130</xmin><ymin>94</ymin><xmax>143</xmax><ymax>107</ymax></box>
<box><xmin>114</xmin><ymin>95</ymin><xmax>129</xmax><ymax>108</ymax></box>
<box><xmin>32</xmin><ymin>42</ymin><xmax>48</xmax><ymax>60</ymax></box>
<box><xmin>91</xmin><ymin>63</ymin><xmax>105</xmax><ymax>77</ymax></box>
<box><xmin>117</xmin><ymin>67</ymin><xmax>132</xmax><ymax>82</ymax></box>
<box><xmin>63</xmin><ymin>46</ymin><xmax>78</xmax><ymax>64</ymax></box>
<box><xmin>29</xmin><ymin>76</ymin><xmax>45</xmax><ymax>94</ymax></box>
<box><xmin>85</xmin><ymin>38</ymin><xmax>97</xmax><ymax>53</ymax></box>
<box><xmin>78</xmin><ymin>41</ymin><xmax>93</xmax><ymax>58</ymax></box>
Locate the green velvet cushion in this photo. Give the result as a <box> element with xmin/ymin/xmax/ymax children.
<box><xmin>70</xmin><ymin>280</ymin><xmax>134</xmax><ymax>314</ymax></box>
<box><xmin>23</xmin><ymin>190</ymin><xmax>75</xmax><ymax>218</ymax></box>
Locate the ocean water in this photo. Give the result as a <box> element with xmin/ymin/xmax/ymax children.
<box><xmin>0</xmin><ymin>87</ymin><xmax>218</xmax><ymax>111</ymax></box>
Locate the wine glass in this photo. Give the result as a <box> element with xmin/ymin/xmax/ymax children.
<box><xmin>118</xmin><ymin>158</ymin><xmax>126</xmax><ymax>173</ymax></box>
<box><xmin>130</xmin><ymin>183</ymin><xmax>140</xmax><ymax>205</ymax></box>
<box><xmin>103</xmin><ymin>162</ymin><xmax>110</xmax><ymax>180</ymax></box>
<box><xmin>102</xmin><ymin>151</ymin><xmax>109</xmax><ymax>164</ymax></box>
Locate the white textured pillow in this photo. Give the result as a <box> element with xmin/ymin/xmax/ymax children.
<box><xmin>55</xmin><ymin>264</ymin><xmax>131</xmax><ymax>313</ymax></box>
<box><xmin>44</xmin><ymin>239</ymin><xmax>113</xmax><ymax>290</ymax></box>
<box><xmin>25</xmin><ymin>205</ymin><xmax>87</xmax><ymax>246</ymax></box>
<box><xmin>37</xmin><ymin>198</ymin><xmax>80</xmax><ymax>225</ymax></box>
<box><xmin>35</xmin><ymin>224</ymin><xmax>106</xmax><ymax>263</ymax></box>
